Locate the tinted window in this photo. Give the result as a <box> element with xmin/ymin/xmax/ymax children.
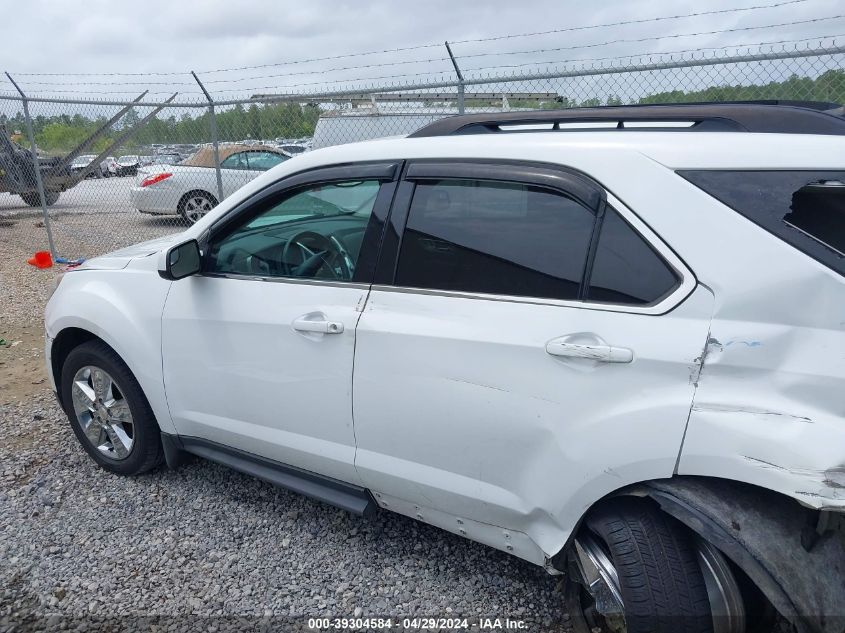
<box><xmin>220</xmin><ymin>152</ymin><xmax>248</xmax><ymax>170</ymax></box>
<box><xmin>395</xmin><ymin>179</ymin><xmax>595</xmax><ymax>301</ymax></box>
<box><xmin>680</xmin><ymin>170</ymin><xmax>845</xmax><ymax>276</ymax></box>
<box><xmin>208</xmin><ymin>180</ymin><xmax>381</xmax><ymax>281</ymax></box>
<box><xmin>588</xmin><ymin>208</ymin><xmax>679</xmax><ymax>305</ymax></box>
<box><xmin>247</xmin><ymin>151</ymin><xmax>287</xmax><ymax>171</ymax></box>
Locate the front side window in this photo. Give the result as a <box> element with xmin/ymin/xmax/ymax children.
<box><xmin>207</xmin><ymin>180</ymin><xmax>382</xmax><ymax>281</ymax></box>
<box><xmin>395</xmin><ymin>179</ymin><xmax>596</xmax><ymax>301</ymax></box>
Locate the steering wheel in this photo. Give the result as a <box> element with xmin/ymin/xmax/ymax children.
<box><xmin>282</xmin><ymin>230</ymin><xmax>353</xmax><ymax>279</ymax></box>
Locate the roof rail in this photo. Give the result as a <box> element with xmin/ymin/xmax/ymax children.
<box><xmin>407</xmin><ymin>102</ymin><xmax>845</xmax><ymax>138</ymax></box>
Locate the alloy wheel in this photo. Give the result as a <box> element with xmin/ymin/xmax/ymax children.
<box><xmin>183</xmin><ymin>195</ymin><xmax>214</xmax><ymax>223</ymax></box>
<box><xmin>70</xmin><ymin>366</ymin><xmax>134</xmax><ymax>460</ymax></box>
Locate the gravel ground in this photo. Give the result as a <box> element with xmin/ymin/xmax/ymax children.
<box><xmin>0</xmin><ymin>216</ymin><xmax>572</xmax><ymax>631</ymax></box>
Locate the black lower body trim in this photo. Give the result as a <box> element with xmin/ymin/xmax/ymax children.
<box><xmin>171</xmin><ymin>434</ymin><xmax>377</xmax><ymax>517</ymax></box>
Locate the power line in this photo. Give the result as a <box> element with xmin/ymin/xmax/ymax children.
<box><xmin>9</xmin><ymin>0</ymin><xmax>824</xmax><ymax>77</ymax></box>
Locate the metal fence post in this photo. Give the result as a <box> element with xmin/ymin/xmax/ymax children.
<box><xmin>191</xmin><ymin>71</ymin><xmax>224</xmax><ymax>203</ymax></box>
<box><xmin>5</xmin><ymin>72</ymin><xmax>58</xmax><ymax>259</ymax></box>
<box><xmin>445</xmin><ymin>42</ymin><xmax>465</xmax><ymax>114</ymax></box>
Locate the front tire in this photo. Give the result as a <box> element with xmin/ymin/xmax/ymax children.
<box><xmin>573</xmin><ymin>498</ymin><xmax>716</xmax><ymax>633</ymax></box>
<box><xmin>60</xmin><ymin>340</ymin><xmax>163</xmax><ymax>475</ymax></box>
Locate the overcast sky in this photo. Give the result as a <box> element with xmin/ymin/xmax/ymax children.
<box><xmin>0</xmin><ymin>0</ymin><xmax>842</xmax><ymax>100</ymax></box>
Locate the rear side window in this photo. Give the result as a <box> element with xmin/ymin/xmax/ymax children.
<box><xmin>395</xmin><ymin>179</ymin><xmax>595</xmax><ymax>301</ymax></box>
<box><xmin>588</xmin><ymin>208</ymin><xmax>680</xmax><ymax>305</ymax></box>
<box><xmin>679</xmin><ymin>170</ymin><xmax>845</xmax><ymax>275</ymax></box>
<box><xmin>394</xmin><ymin>178</ymin><xmax>680</xmax><ymax>305</ymax></box>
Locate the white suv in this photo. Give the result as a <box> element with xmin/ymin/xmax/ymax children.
<box><xmin>45</xmin><ymin>103</ymin><xmax>845</xmax><ymax>633</ymax></box>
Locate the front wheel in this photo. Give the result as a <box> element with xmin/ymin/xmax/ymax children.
<box><xmin>60</xmin><ymin>340</ymin><xmax>163</xmax><ymax>475</ymax></box>
<box><xmin>570</xmin><ymin>498</ymin><xmax>745</xmax><ymax>633</ymax></box>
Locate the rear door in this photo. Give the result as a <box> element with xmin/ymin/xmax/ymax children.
<box><xmin>351</xmin><ymin>161</ymin><xmax>713</xmax><ymax>554</ymax></box>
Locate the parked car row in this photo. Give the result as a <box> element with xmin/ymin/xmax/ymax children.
<box><xmin>69</xmin><ymin>155</ymin><xmax>118</xmax><ymax>178</ymax></box>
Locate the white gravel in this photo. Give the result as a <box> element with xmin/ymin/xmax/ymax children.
<box><xmin>0</xmin><ymin>394</ymin><xmax>569</xmax><ymax>631</ymax></box>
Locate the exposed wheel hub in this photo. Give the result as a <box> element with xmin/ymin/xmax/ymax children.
<box><xmin>572</xmin><ymin>532</ymin><xmax>746</xmax><ymax>633</ymax></box>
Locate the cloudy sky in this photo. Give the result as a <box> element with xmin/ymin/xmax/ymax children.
<box><xmin>0</xmin><ymin>0</ymin><xmax>842</xmax><ymax>100</ymax></box>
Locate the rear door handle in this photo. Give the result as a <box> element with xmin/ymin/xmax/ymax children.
<box><xmin>545</xmin><ymin>340</ymin><xmax>633</xmax><ymax>363</ymax></box>
<box><xmin>292</xmin><ymin>316</ymin><xmax>344</xmax><ymax>334</ymax></box>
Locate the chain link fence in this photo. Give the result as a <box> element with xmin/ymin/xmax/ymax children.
<box><xmin>1</xmin><ymin>43</ymin><xmax>843</xmax><ymax>259</ymax></box>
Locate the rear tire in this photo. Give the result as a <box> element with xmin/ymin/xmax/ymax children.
<box><xmin>580</xmin><ymin>499</ymin><xmax>714</xmax><ymax>633</ymax></box>
<box><xmin>178</xmin><ymin>190</ymin><xmax>218</xmax><ymax>224</ymax></box>
<box><xmin>60</xmin><ymin>340</ymin><xmax>163</xmax><ymax>475</ymax></box>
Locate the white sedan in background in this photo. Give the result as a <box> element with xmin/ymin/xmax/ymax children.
<box><xmin>130</xmin><ymin>144</ymin><xmax>289</xmax><ymax>224</ymax></box>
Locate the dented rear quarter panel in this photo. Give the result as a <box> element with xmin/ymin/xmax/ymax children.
<box><xmin>660</xmin><ymin>168</ymin><xmax>845</xmax><ymax>510</ymax></box>
<box><xmin>536</xmin><ymin>141</ymin><xmax>845</xmax><ymax>516</ymax></box>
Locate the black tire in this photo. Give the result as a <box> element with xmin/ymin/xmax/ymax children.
<box><xmin>20</xmin><ymin>189</ymin><xmax>60</xmax><ymax>207</ymax></box>
<box><xmin>586</xmin><ymin>499</ymin><xmax>713</xmax><ymax>633</ymax></box>
<box><xmin>178</xmin><ymin>190</ymin><xmax>218</xmax><ymax>224</ymax></box>
<box><xmin>60</xmin><ymin>340</ymin><xmax>164</xmax><ymax>475</ymax></box>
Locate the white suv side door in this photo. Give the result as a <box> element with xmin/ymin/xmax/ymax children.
<box><xmin>161</xmin><ymin>162</ymin><xmax>398</xmax><ymax>484</ymax></box>
<box><xmin>351</xmin><ymin>161</ymin><xmax>713</xmax><ymax>558</ymax></box>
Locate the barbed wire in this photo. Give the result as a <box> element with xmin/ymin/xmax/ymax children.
<box><xmin>7</xmin><ymin>0</ymin><xmax>828</xmax><ymax>78</ymax></box>
<box><xmin>10</xmin><ymin>39</ymin><xmax>842</xmax><ymax>99</ymax></box>
<box><xmin>456</xmin><ymin>14</ymin><xmax>845</xmax><ymax>60</ymax></box>
<box><xmin>10</xmin><ymin>14</ymin><xmax>843</xmax><ymax>98</ymax></box>
<box><xmin>449</xmin><ymin>0</ymin><xmax>817</xmax><ymax>44</ymax></box>
<box><xmin>460</xmin><ymin>34</ymin><xmax>845</xmax><ymax>74</ymax></box>
<box><xmin>15</xmin><ymin>57</ymin><xmax>454</xmax><ymax>87</ymax></box>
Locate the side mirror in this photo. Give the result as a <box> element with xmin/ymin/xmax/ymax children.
<box><xmin>159</xmin><ymin>239</ymin><xmax>201</xmax><ymax>280</ymax></box>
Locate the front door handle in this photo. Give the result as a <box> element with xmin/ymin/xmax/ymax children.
<box><xmin>546</xmin><ymin>340</ymin><xmax>633</xmax><ymax>363</ymax></box>
<box><xmin>292</xmin><ymin>316</ymin><xmax>344</xmax><ymax>334</ymax></box>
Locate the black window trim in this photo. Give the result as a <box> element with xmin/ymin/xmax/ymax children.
<box><xmin>374</xmin><ymin>159</ymin><xmax>695</xmax><ymax>315</ymax></box>
<box><xmin>678</xmin><ymin>168</ymin><xmax>845</xmax><ymax>277</ymax></box>
<box><xmin>199</xmin><ymin>160</ymin><xmax>401</xmax><ymax>285</ymax></box>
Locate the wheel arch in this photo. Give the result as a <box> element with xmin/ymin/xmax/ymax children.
<box><xmin>556</xmin><ymin>475</ymin><xmax>845</xmax><ymax>632</ymax></box>
<box><xmin>51</xmin><ymin>326</ymin><xmax>99</xmax><ymax>408</ymax></box>
<box><xmin>46</xmin><ymin>269</ymin><xmax>176</xmax><ymax>434</ymax></box>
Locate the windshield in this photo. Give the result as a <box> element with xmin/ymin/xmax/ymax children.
<box><xmin>71</xmin><ymin>155</ymin><xmax>96</xmax><ymax>166</ymax></box>
<box><xmin>118</xmin><ymin>156</ymin><xmax>138</xmax><ymax>163</ymax></box>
